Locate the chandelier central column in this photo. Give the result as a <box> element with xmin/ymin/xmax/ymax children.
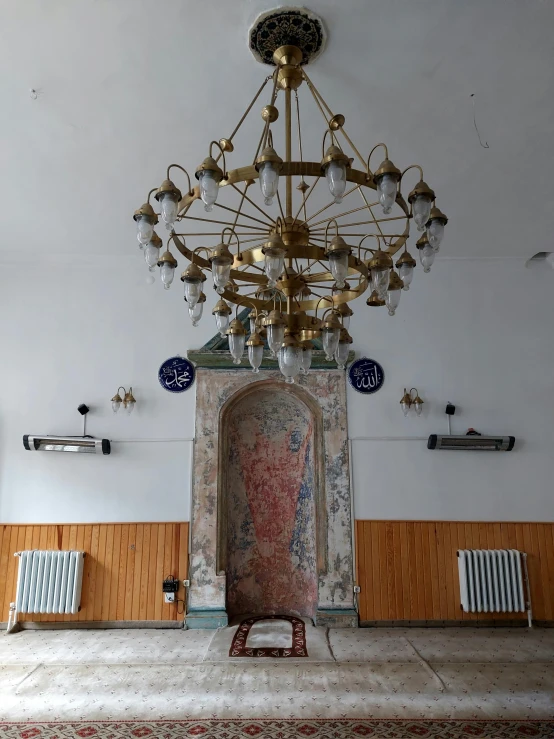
<box><xmin>285</xmin><ymin>86</ymin><xmax>292</xmax><ymax>220</ymax></box>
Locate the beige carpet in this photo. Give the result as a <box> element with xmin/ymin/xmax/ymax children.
<box><xmin>1</xmin><ymin>627</ymin><xmax>553</xmax><ymax>721</ymax></box>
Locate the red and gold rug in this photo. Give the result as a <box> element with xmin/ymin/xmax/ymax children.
<box><xmin>1</xmin><ymin>720</ymin><xmax>553</xmax><ymax>738</ymax></box>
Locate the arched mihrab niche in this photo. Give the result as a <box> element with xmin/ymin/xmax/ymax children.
<box><xmin>225</xmin><ymin>387</ymin><xmax>318</xmax><ymax>619</ymax></box>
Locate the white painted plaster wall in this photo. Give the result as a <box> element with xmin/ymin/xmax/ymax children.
<box><xmin>0</xmin><ymin>257</ymin><xmax>552</xmax><ymax>523</ymax></box>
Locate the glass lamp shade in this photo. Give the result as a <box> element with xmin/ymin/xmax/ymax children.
<box><xmin>419</xmin><ymin>244</ymin><xmax>435</xmax><ymax>273</ymax></box>
<box><xmin>376</xmin><ymin>174</ymin><xmax>397</xmax><ymax>214</ymax></box>
<box><xmin>188</xmin><ymin>300</ymin><xmax>204</xmax><ymax>327</ymax></box>
<box><xmin>322</xmin><ymin>327</ymin><xmax>340</xmax><ymax>361</ymax></box>
<box><xmin>215</xmin><ymin>311</ymin><xmax>230</xmax><ymax>337</ymax></box>
<box><xmin>264</xmin><ymin>250</ymin><xmax>285</xmax><ymax>287</ymax></box>
<box><xmin>398</xmin><ymin>262</ymin><xmax>414</xmax><ymax>290</ymax></box>
<box><xmin>212</xmin><ymin>261</ymin><xmax>232</xmax><ymax>294</ymax></box>
<box><xmin>144</xmin><ymin>243</ymin><xmax>160</xmax><ymax>271</ymax></box>
<box><xmin>249</xmin><ymin>316</ymin><xmax>257</xmax><ymax>335</ymax></box>
<box><xmin>136</xmin><ymin>215</ymin><xmax>154</xmax><ymax>245</ymax></box>
<box><xmin>160</xmin><ymin>262</ymin><xmax>176</xmax><ymax>290</ymax></box>
<box><xmin>413</xmin><ymin>400</ymin><xmax>423</xmax><ymax>416</ymax></box>
<box><xmin>328</xmin><ymin>251</ymin><xmax>349</xmax><ymax>288</ymax></box>
<box><xmin>125</xmin><ymin>401</ymin><xmax>135</xmax><ymax>416</ymax></box>
<box><xmin>159</xmin><ymin>192</ymin><xmax>179</xmax><ymax>229</ymax></box>
<box><xmin>413</xmin><ymin>195</ymin><xmax>432</xmax><ymax>232</ymax></box>
<box><xmin>184</xmin><ymin>280</ymin><xmax>202</xmax><ymax>308</ymax></box>
<box><xmin>278</xmin><ymin>344</ymin><xmax>302</xmax><ymax>384</ymax></box>
<box><xmin>111</xmin><ymin>400</ymin><xmax>121</xmax><ymax>413</ymax></box>
<box><xmin>386</xmin><ymin>288</ymin><xmax>401</xmax><ymax>316</ymax></box>
<box><xmin>325</xmin><ymin>160</ymin><xmax>347</xmax><ymax>204</ymax></box>
<box><xmin>427</xmin><ymin>218</ymin><xmax>445</xmax><ymax>251</ymax></box>
<box><xmin>401</xmin><ymin>400</ymin><xmax>410</xmax><ymax>417</ymax></box>
<box><xmin>229</xmin><ymin>333</ymin><xmax>245</xmax><ymax>364</ymax></box>
<box><xmin>248</xmin><ymin>343</ymin><xmax>264</xmax><ymax>373</ymax></box>
<box><xmin>341</xmin><ymin>314</ymin><xmax>351</xmax><ymax>330</ymax></box>
<box><xmin>266</xmin><ymin>323</ymin><xmax>285</xmax><ymax>356</ymax></box>
<box><xmin>198</xmin><ymin>170</ymin><xmax>219</xmax><ymax>212</ymax></box>
<box><xmin>300</xmin><ymin>345</ymin><xmax>312</xmax><ymax>373</ymax></box>
<box><xmin>370</xmin><ymin>268</ymin><xmax>391</xmax><ymax>301</ymax></box>
<box><xmin>335</xmin><ymin>341</ymin><xmax>350</xmax><ymax>370</ymax></box>
<box><xmin>258</xmin><ymin>161</ymin><xmax>279</xmax><ymax>206</ymax></box>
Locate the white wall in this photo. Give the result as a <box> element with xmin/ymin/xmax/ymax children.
<box><xmin>0</xmin><ymin>256</ymin><xmax>552</xmax><ymax>523</ymax></box>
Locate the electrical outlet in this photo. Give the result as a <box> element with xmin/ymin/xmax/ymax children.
<box><xmin>183</xmin><ymin>579</ymin><xmax>190</xmax><ymax>587</ymax></box>
<box><xmin>353</xmin><ymin>585</ymin><xmax>361</xmax><ymax>594</ymax></box>
<box><xmin>164</xmin><ymin>592</ymin><xmax>176</xmax><ymax>604</ymax></box>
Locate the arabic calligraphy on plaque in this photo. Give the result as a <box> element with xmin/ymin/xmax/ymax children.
<box><xmin>348</xmin><ymin>358</ymin><xmax>384</xmax><ymax>395</ymax></box>
<box><xmin>158</xmin><ymin>357</ymin><xmax>195</xmax><ymax>393</ymax></box>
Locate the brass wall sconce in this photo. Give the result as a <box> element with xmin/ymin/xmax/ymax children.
<box><xmin>400</xmin><ymin>387</ymin><xmax>424</xmax><ymax>417</ymax></box>
<box><xmin>111</xmin><ymin>387</ymin><xmax>136</xmax><ymax>415</ymax></box>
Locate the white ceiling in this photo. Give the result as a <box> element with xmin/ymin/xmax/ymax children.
<box><xmin>1</xmin><ymin>0</ymin><xmax>554</xmax><ymax>261</ymax></box>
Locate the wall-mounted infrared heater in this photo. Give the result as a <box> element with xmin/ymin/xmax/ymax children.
<box><xmin>22</xmin><ymin>404</ymin><xmax>110</xmax><ymax>455</ymax></box>
<box><xmin>23</xmin><ymin>435</ymin><xmax>111</xmax><ymax>455</ymax></box>
<box><xmin>427</xmin><ymin>435</ymin><xmax>515</xmax><ymax>451</ymax></box>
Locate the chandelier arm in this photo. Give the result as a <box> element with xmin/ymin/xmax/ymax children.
<box><xmin>297</xmin><ymin>259</ymin><xmax>314</xmax><ymax>277</ymax></box>
<box><xmin>228</xmin><ymin>184</ymin><xmax>255</xmax><ymax>240</ymax></box>
<box><xmin>302</xmin><ymin>69</ymin><xmax>338</xmax><ymax>136</ymax></box>
<box><xmin>214</xmin><ymin>202</ymin><xmax>273</xmax><ymax>230</ymax></box>
<box><xmin>309</xmin><ymin>202</ymin><xmax>381</xmax><ymax>230</ymax></box>
<box><xmin>357</xmin><ymin>186</ymin><xmax>385</xmax><ymax>238</ymax></box>
<box><xmin>294</xmin><ymin>90</ymin><xmax>305</xmax><ymax>206</ymax></box>
<box><xmin>229</xmin><ymin>182</ymin><xmax>278</xmax><ymax>225</ymax></box>
<box><xmin>209</xmin><ymin>141</ymin><xmax>227</xmax><ymax>176</ymax></box>
<box><xmin>262</xmin><ymin>68</ymin><xmax>281</xmax><ymax>151</ymax></box>
<box><xmin>275</xmin><ymin>189</ymin><xmax>286</xmax><ymax>222</ymax></box>
<box><xmin>237</xmin><ymin>235</ymin><xmax>275</xmax><ymax>246</ymax></box>
<box><xmin>292</xmin><ymin>176</ymin><xmax>320</xmax><ymax>223</ymax></box>
<box><xmin>303</xmin><ymin>184</ymin><xmax>360</xmax><ymax>225</ymax></box>
<box><xmin>321</xmin><ymin>129</ymin><xmax>333</xmax><ymax>160</ymax></box>
<box><xmin>358</xmin><ymin>234</ymin><xmax>378</xmax><ymax>261</ymax></box>
<box><xmin>399</xmin><ymin>164</ymin><xmax>424</xmax><ymax>193</ymax></box>
<box><xmin>324</xmin><ymin>219</ymin><xmax>340</xmax><ymax>251</ymax></box>
<box><xmin>146</xmin><ymin>188</ymin><xmax>158</xmax><ymax>205</ymax></box>
<box><xmin>179</xmin><ymin>214</ymin><xmax>265</xmax><ymax>232</ymax></box>
<box><xmin>366</xmin><ymin>144</ymin><xmax>390</xmax><ymax>178</ymax></box>
<box><xmin>302</xmin><ymin>68</ymin><xmax>368</xmax><ymax>173</ymax></box>
<box><xmin>166</xmin><ymin>165</ymin><xmax>194</xmax><ymax>196</ymax></box>
<box><xmin>314</xmin><ymin>296</ymin><xmax>335</xmax><ymax>319</ymax></box>
<box><xmin>284</xmin><ymin>87</ymin><xmax>293</xmax><ymax>221</ymax></box>
<box><xmin>171</xmin><ymin>232</ymin><xmax>222</xmax><ymax>237</ymax></box>
<box><xmin>221</xmin><ymin>227</ymin><xmax>241</xmax><ymax>259</ymax></box>
<box><xmin>214</xmin><ymin>74</ymin><xmax>273</xmax><ymax>164</ymax></box>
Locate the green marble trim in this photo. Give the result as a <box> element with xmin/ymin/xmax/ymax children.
<box><xmin>185</xmin><ymin>609</ymin><xmax>228</xmax><ymax>630</ymax></box>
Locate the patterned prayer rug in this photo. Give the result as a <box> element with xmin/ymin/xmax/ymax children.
<box><xmin>1</xmin><ymin>720</ymin><xmax>553</xmax><ymax>738</ymax></box>
<box><xmin>229</xmin><ymin>614</ymin><xmax>308</xmax><ymax>657</ymax></box>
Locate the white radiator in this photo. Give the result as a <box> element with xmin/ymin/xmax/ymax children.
<box><xmin>457</xmin><ymin>549</ymin><xmax>531</xmax><ymax>625</ymax></box>
<box><xmin>14</xmin><ymin>550</ymin><xmax>85</xmax><ymax>615</ymax></box>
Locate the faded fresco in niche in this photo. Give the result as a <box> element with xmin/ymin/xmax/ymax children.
<box><xmin>226</xmin><ymin>389</ymin><xmax>318</xmax><ymax>619</ymax></box>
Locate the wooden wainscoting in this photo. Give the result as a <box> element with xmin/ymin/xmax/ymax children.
<box><xmin>0</xmin><ymin>523</ymin><xmax>189</xmax><ymax>623</ymax></box>
<box><xmin>355</xmin><ymin>521</ymin><xmax>554</xmax><ymax>624</ymax></box>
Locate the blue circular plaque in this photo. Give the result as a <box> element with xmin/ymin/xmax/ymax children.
<box><xmin>348</xmin><ymin>358</ymin><xmax>385</xmax><ymax>394</ymax></box>
<box><xmin>158</xmin><ymin>356</ymin><xmax>195</xmax><ymax>393</ymax></box>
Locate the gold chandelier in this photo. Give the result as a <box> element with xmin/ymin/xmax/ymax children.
<box><xmin>133</xmin><ymin>13</ymin><xmax>447</xmax><ymax>383</ymax></box>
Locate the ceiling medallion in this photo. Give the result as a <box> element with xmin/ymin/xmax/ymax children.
<box><xmin>248</xmin><ymin>7</ymin><xmax>326</xmax><ymax>66</ymax></box>
<box><xmin>133</xmin><ymin>8</ymin><xmax>448</xmax><ymax>383</ymax></box>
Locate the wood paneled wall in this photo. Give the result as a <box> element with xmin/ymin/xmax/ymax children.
<box><xmin>355</xmin><ymin>521</ymin><xmax>554</xmax><ymax>623</ymax></box>
<box><xmin>0</xmin><ymin>523</ymin><xmax>188</xmax><ymax>623</ymax></box>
